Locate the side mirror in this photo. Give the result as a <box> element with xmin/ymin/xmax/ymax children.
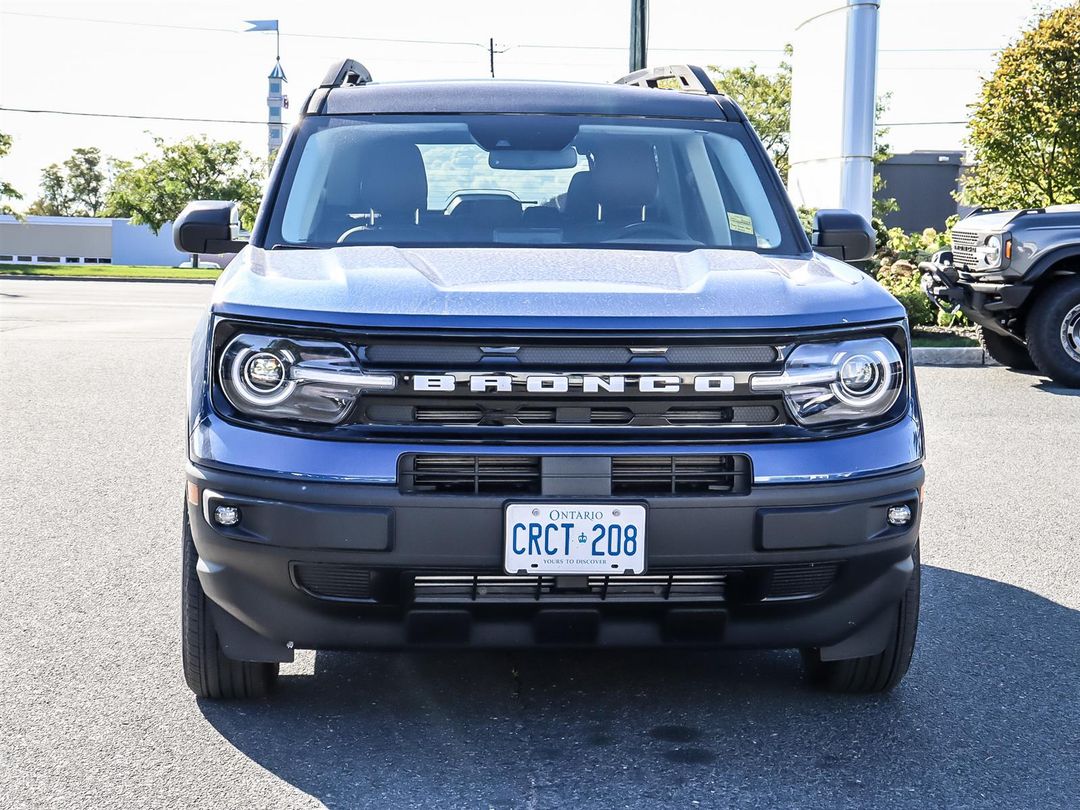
<box><xmin>174</xmin><ymin>201</ymin><xmax>248</xmax><ymax>254</ymax></box>
<box><xmin>812</xmin><ymin>209</ymin><xmax>875</xmax><ymax>262</ymax></box>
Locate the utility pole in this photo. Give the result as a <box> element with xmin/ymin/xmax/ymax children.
<box><xmin>629</xmin><ymin>0</ymin><xmax>648</xmax><ymax>72</ymax></box>
<box><xmin>487</xmin><ymin>38</ymin><xmax>510</xmax><ymax>78</ymax></box>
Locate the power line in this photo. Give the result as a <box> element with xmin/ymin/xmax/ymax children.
<box><xmin>0</xmin><ymin>106</ymin><xmax>968</xmax><ymax>130</ymax></box>
<box><xmin>879</xmin><ymin>120</ymin><xmax>966</xmax><ymax>126</ymax></box>
<box><xmin>0</xmin><ymin>106</ymin><xmax>277</xmax><ymax>126</ymax></box>
<box><xmin>1</xmin><ymin>10</ymin><xmax>1001</xmax><ymax>54</ymax></box>
<box><xmin>0</xmin><ymin>11</ymin><xmax>484</xmax><ymax>48</ymax></box>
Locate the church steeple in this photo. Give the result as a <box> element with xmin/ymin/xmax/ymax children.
<box><xmin>245</xmin><ymin>20</ymin><xmax>286</xmax><ymax>159</ymax></box>
<box><xmin>267</xmin><ymin>58</ymin><xmax>287</xmax><ymax>156</ymax></box>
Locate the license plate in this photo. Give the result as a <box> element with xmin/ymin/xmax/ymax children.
<box><xmin>503</xmin><ymin>503</ymin><xmax>646</xmax><ymax>574</ymax></box>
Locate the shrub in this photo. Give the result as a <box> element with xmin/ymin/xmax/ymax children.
<box><xmin>882</xmin><ymin>226</ymin><xmax>950</xmax><ymax>265</ymax></box>
<box><xmin>875</xmin><ymin>261</ymin><xmax>936</xmax><ymax>326</ymax></box>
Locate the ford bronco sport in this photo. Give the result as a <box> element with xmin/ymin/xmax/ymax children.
<box><xmin>177</xmin><ymin>62</ymin><xmax>924</xmax><ymax>699</ymax></box>
<box><xmin>922</xmin><ymin>205</ymin><xmax>1080</xmax><ymax>387</ymax></box>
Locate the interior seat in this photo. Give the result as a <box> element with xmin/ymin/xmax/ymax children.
<box><xmin>563</xmin><ymin>141</ymin><xmax>659</xmax><ymax>238</ymax></box>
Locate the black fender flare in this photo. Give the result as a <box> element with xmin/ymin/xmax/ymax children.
<box><xmin>1025</xmin><ymin>245</ymin><xmax>1080</xmax><ymax>284</ymax></box>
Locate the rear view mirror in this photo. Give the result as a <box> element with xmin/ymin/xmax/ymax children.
<box><xmin>488</xmin><ymin>147</ymin><xmax>579</xmax><ymax>171</ymax></box>
<box><xmin>174</xmin><ymin>201</ymin><xmax>248</xmax><ymax>254</ymax></box>
<box><xmin>812</xmin><ymin>209</ymin><xmax>875</xmax><ymax>262</ymax></box>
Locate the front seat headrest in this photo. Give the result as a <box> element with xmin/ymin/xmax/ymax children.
<box><xmin>356</xmin><ymin>141</ymin><xmax>428</xmax><ymax>223</ymax></box>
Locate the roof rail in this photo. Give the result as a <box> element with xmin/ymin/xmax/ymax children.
<box><xmin>319</xmin><ymin>59</ymin><xmax>373</xmax><ymax>89</ymax></box>
<box><xmin>615</xmin><ymin>64</ymin><xmax>717</xmax><ymax>95</ymax></box>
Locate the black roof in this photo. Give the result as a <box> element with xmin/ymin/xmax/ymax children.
<box><xmin>315</xmin><ymin>79</ymin><xmax>742</xmax><ymax>121</ymax></box>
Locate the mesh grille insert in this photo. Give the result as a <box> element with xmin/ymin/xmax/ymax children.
<box><xmin>764</xmin><ymin>563</ymin><xmax>839</xmax><ymax>600</ymax></box>
<box><xmin>292</xmin><ymin>563</ymin><xmax>373</xmax><ymax>601</ymax></box>
<box><xmin>400</xmin><ymin>454</ymin><xmax>542</xmax><ymax>494</ymax></box>
<box><xmin>413</xmin><ymin>572</ymin><xmax>728</xmax><ymax>603</ymax></box>
<box><xmin>611</xmin><ymin>455</ymin><xmax>752</xmax><ymax>495</ymax></box>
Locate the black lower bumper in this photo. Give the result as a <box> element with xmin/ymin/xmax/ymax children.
<box><xmin>920</xmin><ymin>260</ymin><xmax>1032</xmax><ymax>336</ymax></box>
<box><xmin>185</xmin><ymin>463</ymin><xmax>923</xmax><ymax>662</ymax></box>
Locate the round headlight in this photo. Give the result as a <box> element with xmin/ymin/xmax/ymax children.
<box><xmin>243</xmin><ymin>352</ymin><xmax>286</xmax><ymax>392</ymax></box>
<box><xmin>229</xmin><ymin>347</ymin><xmax>295</xmax><ymax>406</ymax></box>
<box><xmin>830</xmin><ymin>348</ymin><xmax>895</xmax><ymax>408</ymax></box>
<box><xmin>984</xmin><ymin>235</ymin><xmax>1001</xmax><ymax>265</ymax></box>
<box><xmin>838</xmin><ymin>354</ymin><xmax>880</xmax><ymax>395</ymax></box>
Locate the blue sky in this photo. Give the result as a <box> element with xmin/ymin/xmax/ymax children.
<box><xmin>0</xmin><ymin>0</ymin><xmax>1061</xmax><ymax>205</ymax></box>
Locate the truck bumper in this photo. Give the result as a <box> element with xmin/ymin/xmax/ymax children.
<box><xmin>920</xmin><ymin>260</ymin><xmax>1032</xmax><ymax>336</ymax></box>
<box><xmin>185</xmin><ymin>461</ymin><xmax>923</xmax><ymax>662</ymax></box>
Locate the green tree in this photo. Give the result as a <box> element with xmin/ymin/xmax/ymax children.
<box><xmin>962</xmin><ymin>3</ymin><xmax>1080</xmax><ymax>207</ymax></box>
<box><xmin>708</xmin><ymin>58</ymin><xmax>792</xmax><ymax>179</ymax></box>
<box><xmin>29</xmin><ymin>147</ymin><xmax>109</xmax><ymax>217</ymax></box>
<box><xmin>0</xmin><ymin>132</ymin><xmax>22</xmax><ymax>216</ymax></box>
<box><xmin>29</xmin><ymin>163</ymin><xmax>69</xmax><ymax>216</ymax></box>
<box><xmin>105</xmin><ymin>136</ymin><xmax>263</xmax><ymax>233</ymax></box>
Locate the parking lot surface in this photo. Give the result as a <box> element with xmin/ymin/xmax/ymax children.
<box><xmin>2</xmin><ymin>279</ymin><xmax>1077</xmax><ymax>809</ymax></box>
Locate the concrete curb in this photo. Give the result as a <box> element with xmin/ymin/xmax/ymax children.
<box><xmin>913</xmin><ymin>346</ymin><xmax>998</xmax><ymax>367</ymax></box>
<box><xmin>0</xmin><ymin>274</ymin><xmax>217</xmax><ymax>285</ymax></box>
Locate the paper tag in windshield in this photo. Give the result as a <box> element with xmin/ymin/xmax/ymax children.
<box><xmin>728</xmin><ymin>212</ymin><xmax>754</xmax><ymax>234</ymax></box>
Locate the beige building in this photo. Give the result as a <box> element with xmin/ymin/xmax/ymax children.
<box><xmin>0</xmin><ymin>215</ymin><xmax>187</xmax><ymax>266</ymax></box>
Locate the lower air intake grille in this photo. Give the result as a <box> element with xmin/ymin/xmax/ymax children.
<box><xmin>764</xmin><ymin>563</ymin><xmax>839</xmax><ymax>600</ymax></box>
<box><xmin>288</xmin><ymin>563</ymin><xmax>839</xmax><ymax>603</ymax></box>
<box><xmin>413</xmin><ymin>572</ymin><xmax>727</xmax><ymax>604</ymax></box>
<box><xmin>611</xmin><ymin>455</ymin><xmax>751</xmax><ymax>495</ymax></box>
<box><xmin>399</xmin><ymin>454</ymin><xmax>542</xmax><ymax>495</ymax></box>
<box><xmin>292</xmin><ymin>563</ymin><xmax>372</xmax><ymax>601</ymax></box>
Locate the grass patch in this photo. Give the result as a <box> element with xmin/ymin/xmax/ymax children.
<box><xmin>0</xmin><ymin>263</ymin><xmax>220</xmax><ymax>280</ymax></box>
<box><xmin>912</xmin><ymin>332</ymin><xmax>979</xmax><ymax>348</ymax></box>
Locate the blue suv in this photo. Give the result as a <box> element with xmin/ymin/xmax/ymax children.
<box><xmin>177</xmin><ymin>62</ymin><xmax>923</xmax><ymax>698</ymax></box>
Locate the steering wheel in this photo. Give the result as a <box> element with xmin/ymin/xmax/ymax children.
<box><xmin>609</xmin><ymin>221</ymin><xmax>687</xmax><ymax>241</ymax></box>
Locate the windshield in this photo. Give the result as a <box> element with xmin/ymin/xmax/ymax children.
<box><xmin>264</xmin><ymin>114</ymin><xmax>804</xmax><ymax>254</ymax></box>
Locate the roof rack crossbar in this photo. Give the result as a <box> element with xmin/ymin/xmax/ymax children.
<box><xmin>615</xmin><ymin>64</ymin><xmax>717</xmax><ymax>95</ymax></box>
<box><xmin>320</xmin><ymin>59</ymin><xmax>373</xmax><ymax>89</ymax></box>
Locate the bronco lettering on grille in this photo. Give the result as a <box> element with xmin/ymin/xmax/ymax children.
<box><xmin>410</xmin><ymin>373</ymin><xmax>735</xmax><ymax>394</ymax></box>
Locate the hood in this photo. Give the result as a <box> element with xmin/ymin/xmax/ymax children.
<box><xmin>212</xmin><ymin>246</ymin><xmax>904</xmax><ymax>331</ymax></box>
<box><xmin>954</xmin><ymin>210</ymin><xmax>1020</xmax><ymax>233</ymax></box>
<box><xmin>956</xmin><ymin>204</ymin><xmax>1080</xmax><ymax>234</ymax></box>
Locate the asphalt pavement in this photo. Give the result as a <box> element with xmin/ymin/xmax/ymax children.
<box><xmin>1</xmin><ymin>279</ymin><xmax>1077</xmax><ymax>809</ymax></box>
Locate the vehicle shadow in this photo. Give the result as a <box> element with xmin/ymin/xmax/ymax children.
<box><xmin>1032</xmin><ymin>380</ymin><xmax>1080</xmax><ymax>397</ymax></box>
<box><xmin>199</xmin><ymin>567</ymin><xmax>1079</xmax><ymax>809</ymax></box>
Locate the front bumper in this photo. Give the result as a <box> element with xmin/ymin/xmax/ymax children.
<box><xmin>920</xmin><ymin>260</ymin><xmax>1033</xmax><ymax>336</ymax></box>
<box><xmin>186</xmin><ymin>461</ymin><xmax>923</xmax><ymax>661</ymax></box>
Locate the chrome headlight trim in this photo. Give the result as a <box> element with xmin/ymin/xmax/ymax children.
<box><xmin>750</xmin><ymin>337</ymin><xmax>904</xmax><ymax>426</ymax></box>
<box><xmin>219</xmin><ymin>332</ymin><xmax>397</xmax><ymax>424</ymax></box>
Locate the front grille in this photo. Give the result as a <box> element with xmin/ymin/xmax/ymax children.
<box><xmin>413</xmin><ymin>572</ymin><xmax>727</xmax><ymax>603</ymax></box>
<box><xmin>367</xmin><ymin>401</ymin><xmax>782</xmax><ymax>428</ymax></box>
<box><xmin>399</xmin><ymin>454</ymin><xmax>751</xmax><ymax>496</ymax></box>
<box><xmin>292</xmin><ymin>563</ymin><xmax>372</xmax><ymax>601</ymax></box>
<box><xmin>611</xmin><ymin>455</ymin><xmax>751</xmax><ymax>495</ymax></box>
<box><xmin>288</xmin><ymin>563</ymin><xmax>840</xmax><ymax>603</ymax></box>
<box><xmin>363</xmin><ymin>342</ymin><xmax>778</xmax><ymax>368</ymax></box>
<box><xmin>349</xmin><ymin>333</ymin><xmax>790</xmax><ymax>436</ymax></box>
<box><xmin>951</xmin><ymin>230</ymin><xmax>978</xmax><ymax>266</ymax></box>
<box><xmin>399</xmin><ymin>454</ymin><xmax>542</xmax><ymax>494</ymax></box>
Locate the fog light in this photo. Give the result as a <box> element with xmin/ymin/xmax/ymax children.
<box><xmin>887</xmin><ymin>504</ymin><xmax>912</xmax><ymax>526</ymax></box>
<box><xmin>213</xmin><ymin>505</ymin><xmax>241</xmax><ymax>526</ymax></box>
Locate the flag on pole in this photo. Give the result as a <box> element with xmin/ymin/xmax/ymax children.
<box><xmin>245</xmin><ymin>19</ymin><xmax>279</xmax><ymax>32</ymax></box>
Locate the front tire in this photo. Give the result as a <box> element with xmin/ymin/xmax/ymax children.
<box><xmin>978</xmin><ymin>325</ymin><xmax>1036</xmax><ymax>370</ymax></box>
<box><xmin>182</xmin><ymin>509</ymin><xmax>278</xmax><ymax>699</ymax></box>
<box><xmin>802</xmin><ymin>543</ymin><xmax>920</xmax><ymax>693</ymax></box>
<box><xmin>1026</xmin><ymin>276</ymin><xmax>1080</xmax><ymax>388</ymax></box>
